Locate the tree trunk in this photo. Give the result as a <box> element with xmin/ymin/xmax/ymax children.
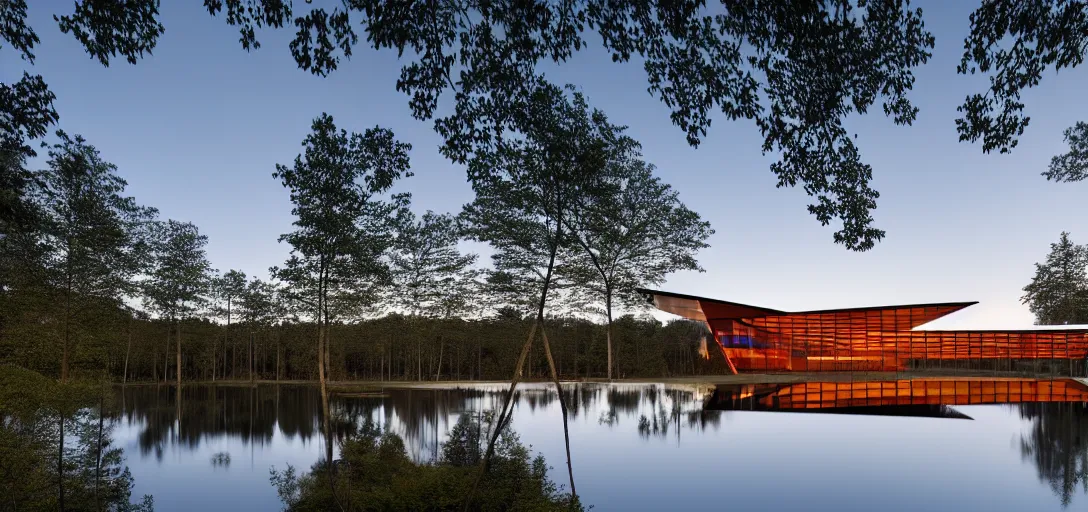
<box><xmin>57</xmin><ymin>413</ymin><xmax>65</xmax><ymax>511</ymax></box>
<box><xmin>276</xmin><ymin>332</ymin><xmax>282</xmax><ymax>382</ymax></box>
<box><xmin>435</xmin><ymin>335</ymin><xmax>445</xmax><ymax>381</ymax></box>
<box><xmin>226</xmin><ymin>298</ymin><xmax>232</xmax><ymax>380</ymax></box>
<box><xmin>324</xmin><ymin>328</ymin><xmax>332</xmax><ymax>383</ymax></box>
<box><xmin>249</xmin><ymin>331</ymin><xmax>255</xmax><ymax>383</ymax></box>
<box><xmin>163</xmin><ymin>325</ymin><xmax>170</xmax><ymax>385</ymax></box>
<box><xmin>317</xmin><ymin>316</ymin><xmax>337</xmax><ymax>506</ymax></box>
<box><xmin>467</xmin><ymin>211</ymin><xmax>564</xmax><ymax>509</ymax></box>
<box><xmin>606</xmin><ymin>294</ymin><xmax>614</xmax><ymax>381</ymax></box>
<box><xmin>540</xmin><ymin>326</ymin><xmax>577</xmax><ymax>503</ymax></box>
<box><xmin>465</xmin><ymin>319</ymin><xmax>538</xmax><ymax>510</ymax></box>
<box><xmin>176</xmin><ymin>322</ymin><xmax>182</xmax><ymax>388</ymax></box>
<box><xmin>123</xmin><ymin>322</ymin><xmax>132</xmax><ymax>386</ymax></box>
<box><xmin>62</xmin><ymin>275</ymin><xmax>72</xmax><ymax>382</ymax></box>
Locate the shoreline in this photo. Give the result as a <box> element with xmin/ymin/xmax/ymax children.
<box><xmin>116</xmin><ymin>370</ymin><xmax>1088</xmax><ymax>389</ymax></box>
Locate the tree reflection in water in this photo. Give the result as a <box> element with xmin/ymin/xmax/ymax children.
<box><xmin>111</xmin><ymin>382</ymin><xmax>1088</xmax><ymax>509</ymax></box>
<box><xmin>1018</xmin><ymin>402</ymin><xmax>1088</xmax><ymax>507</ymax></box>
<box><xmin>114</xmin><ymin>383</ymin><xmax>723</xmax><ymax>462</ymax></box>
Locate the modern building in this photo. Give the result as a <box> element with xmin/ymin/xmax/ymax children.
<box><xmin>638</xmin><ymin>288</ymin><xmax>1088</xmax><ymax>373</ymax></box>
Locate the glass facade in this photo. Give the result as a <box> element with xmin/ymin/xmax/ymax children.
<box><xmin>640</xmin><ymin>289</ymin><xmax>1088</xmax><ymax>373</ymax></box>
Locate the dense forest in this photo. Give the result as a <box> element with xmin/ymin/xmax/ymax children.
<box><xmin>0</xmin><ymin>104</ymin><xmax>716</xmax><ymax>387</ymax></box>
<box><xmin>2</xmin><ymin>307</ymin><xmax>721</xmax><ymax>385</ymax></box>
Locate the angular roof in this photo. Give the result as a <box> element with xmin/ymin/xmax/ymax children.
<box><xmin>636</xmin><ymin>288</ymin><xmax>978</xmax><ymax>329</ymax></box>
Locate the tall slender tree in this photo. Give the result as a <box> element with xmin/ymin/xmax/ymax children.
<box><xmin>239</xmin><ymin>277</ymin><xmax>278</xmax><ymax>382</ymax></box>
<box><xmin>565</xmin><ymin>159</ymin><xmax>713</xmax><ymax>379</ymax></box>
<box><xmin>1022</xmin><ymin>232</ymin><xmax>1088</xmax><ymax>325</ymax></box>
<box><xmin>142</xmin><ymin>220</ymin><xmax>212</xmax><ymax>388</ymax></box>
<box><xmin>271</xmin><ymin>112</ymin><xmax>411</xmax><ymax>474</ymax></box>
<box><xmin>211</xmin><ymin>269</ymin><xmax>247</xmax><ymax>379</ymax></box>
<box><xmin>390</xmin><ymin>210</ymin><xmax>478</xmax><ymax>380</ymax></box>
<box><xmin>33</xmin><ymin>131</ymin><xmax>156</xmax><ymax>381</ymax></box>
<box><xmin>462</xmin><ymin>82</ymin><xmax>629</xmax><ymax>507</ymax></box>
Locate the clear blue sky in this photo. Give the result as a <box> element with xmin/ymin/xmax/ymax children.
<box><xmin>4</xmin><ymin>2</ymin><xmax>1086</xmax><ymax>329</ymax></box>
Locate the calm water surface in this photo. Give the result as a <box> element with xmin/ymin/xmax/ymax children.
<box><xmin>113</xmin><ymin>382</ymin><xmax>1088</xmax><ymax>511</ymax></box>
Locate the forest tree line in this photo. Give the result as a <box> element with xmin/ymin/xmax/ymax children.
<box><xmin>0</xmin><ymin>95</ymin><xmax>714</xmax><ymax>387</ymax></box>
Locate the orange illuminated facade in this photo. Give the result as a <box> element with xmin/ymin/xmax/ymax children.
<box><xmin>704</xmin><ymin>378</ymin><xmax>1088</xmax><ymax>417</ymax></box>
<box><xmin>638</xmin><ymin>289</ymin><xmax>1088</xmax><ymax>373</ymax></box>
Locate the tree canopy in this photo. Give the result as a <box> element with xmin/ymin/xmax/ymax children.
<box><xmin>142</xmin><ymin>220</ymin><xmax>212</xmax><ymax>324</ymax></box>
<box><xmin>271</xmin><ymin>113</ymin><xmax>412</xmax><ymax>323</ymax></box>
<box><xmin>390</xmin><ymin>210</ymin><xmax>479</xmax><ymax>318</ymax></box>
<box><xmin>565</xmin><ymin>156</ymin><xmax>713</xmax><ymax>378</ymax></box>
<box><xmin>1022</xmin><ymin>232</ymin><xmax>1088</xmax><ymax>325</ymax></box>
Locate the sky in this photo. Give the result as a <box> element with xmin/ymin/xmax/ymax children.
<box><xmin>4</xmin><ymin>1</ymin><xmax>1087</xmax><ymax>329</ymax></box>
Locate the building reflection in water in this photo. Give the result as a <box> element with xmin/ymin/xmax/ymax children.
<box><xmin>115</xmin><ymin>378</ymin><xmax>1088</xmax><ymax>506</ymax></box>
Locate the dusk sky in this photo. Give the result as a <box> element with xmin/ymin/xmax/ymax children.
<box><xmin>5</xmin><ymin>1</ymin><xmax>1087</xmax><ymax>329</ymax></box>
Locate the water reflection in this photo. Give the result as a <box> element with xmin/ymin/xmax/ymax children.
<box><xmin>112</xmin><ymin>379</ymin><xmax>1088</xmax><ymax>511</ymax></box>
<box><xmin>1018</xmin><ymin>402</ymin><xmax>1088</xmax><ymax>506</ymax></box>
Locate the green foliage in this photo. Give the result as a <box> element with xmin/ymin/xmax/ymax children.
<box><xmin>1022</xmin><ymin>232</ymin><xmax>1088</xmax><ymax>325</ymax></box>
<box><xmin>270</xmin><ymin>415</ymin><xmax>580</xmax><ymax>511</ymax></box>
<box><xmin>2</xmin><ymin>0</ymin><xmax>163</xmax><ymax>231</ymax></box>
<box><xmin>202</xmin><ymin>0</ymin><xmax>937</xmax><ymax>250</ymax></box>
<box><xmin>271</xmin><ymin>113</ymin><xmax>412</xmax><ymax>323</ymax></box>
<box><xmin>211</xmin><ymin>269</ymin><xmax>248</xmax><ymax>324</ymax></box>
<box><xmin>566</xmin><ymin>158</ymin><xmax>714</xmax><ymax>315</ymax></box>
<box><xmin>54</xmin><ymin>0</ymin><xmax>164</xmax><ymax>67</ymax></box>
<box><xmin>30</xmin><ymin>132</ymin><xmax>157</xmax><ymax>379</ymax></box>
<box><xmin>240</xmin><ymin>278</ymin><xmax>286</xmax><ymax>326</ymax></box>
<box><xmin>957</xmin><ymin>0</ymin><xmax>1088</xmax><ymax>154</ymax></box>
<box><xmin>0</xmin><ymin>366</ymin><xmax>154</xmax><ymax>511</ymax></box>
<box><xmin>390</xmin><ymin>210</ymin><xmax>479</xmax><ymax>318</ymax></box>
<box><xmin>8</xmin><ymin>1</ymin><xmax>1088</xmax><ymax>250</ymax></box>
<box><xmin>462</xmin><ymin>84</ymin><xmax>626</xmax><ymax>317</ymax></box>
<box><xmin>0</xmin><ymin>145</ymin><xmax>40</xmax><ymax>235</ymax></box>
<box><xmin>36</xmin><ymin>131</ymin><xmax>158</xmax><ymax>301</ymax></box>
<box><xmin>142</xmin><ymin>220</ymin><xmax>212</xmax><ymax>323</ymax></box>
<box><xmin>1046</xmin><ymin>121</ymin><xmax>1088</xmax><ymax>183</ymax></box>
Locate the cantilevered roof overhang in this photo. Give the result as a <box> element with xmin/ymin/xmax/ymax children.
<box><xmin>636</xmin><ymin>288</ymin><xmax>978</xmax><ymax>329</ymax></box>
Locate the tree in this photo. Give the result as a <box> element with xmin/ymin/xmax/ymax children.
<box><xmin>142</xmin><ymin>220</ymin><xmax>212</xmax><ymax>388</ymax></box>
<box><xmin>390</xmin><ymin>210</ymin><xmax>478</xmax><ymax>316</ymax></box>
<box><xmin>957</xmin><ymin>1</ymin><xmax>1088</xmax><ymax>157</ymax></box>
<box><xmin>33</xmin><ymin>132</ymin><xmax>156</xmax><ymax>381</ymax></box>
<box><xmin>1045</xmin><ymin>122</ymin><xmax>1088</xmax><ymax>184</ymax></box>
<box><xmin>239</xmin><ymin>277</ymin><xmax>279</xmax><ymax>382</ymax></box>
<box><xmin>1022</xmin><ymin>232</ymin><xmax>1088</xmax><ymax>325</ymax></box>
<box><xmin>565</xmin><ymin>159</ymin><xmax>713</xmax><ymax>380</ymax></box>
<box><xmin>14</xmin><ymin>2</ymin><xmax>1088</xmax><ymax>249</ymax></box>
<box><xmin>211</xmin><ymin>269</ymin><xmax>247</xmax><ymax>379</ymax></box>
<box><xmin>6</xmin><ymin>1</ymin><xmax>943</xmax><ymax>250</ymax></box>
<box><xmin>271</xmin><ymin>112</ymin><xmax>411</xmax><ymax>473</ymax></box>
<box><xmin>202</xmin><ymin>0</ymin><xmax>943</xmax><ymax>250</ymax></box>
<box><xmin>390</xmin><ymin>210</ymin><xmax>479</xmax><ymax>380</ymax></box>
<box><xmin>1</xmin><ymin>0</ymin><xmax>161</xmax><ymax>229</ymax></box>
<box><xmin>461</xmin><ymin>82</ymin><xmax>628</xmax><ymax>505</ymax></box>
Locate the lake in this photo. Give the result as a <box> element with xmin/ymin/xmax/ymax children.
<box><xmin>113</xmin><ymin>379</ymin><xmax>1088</xmax><ymax>511</ymax></box>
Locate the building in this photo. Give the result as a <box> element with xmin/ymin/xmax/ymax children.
<box><xmin>637</xmin><ymin>288</ymin><xmax>1088</xmax><ymax>373</ymax></box>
